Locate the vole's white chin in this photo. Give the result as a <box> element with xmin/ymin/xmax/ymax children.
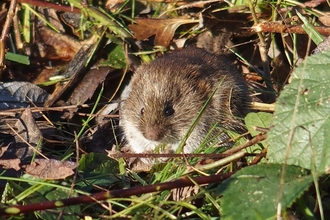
<box><xmin>121</xmin><ymin>119</ymin><xmax>205</xmax><ymax>155</ymax></box>
<box><xmin>121</xmin><ymin>121</ymin><xmax>170</xmax><ymax>153</ymax></box>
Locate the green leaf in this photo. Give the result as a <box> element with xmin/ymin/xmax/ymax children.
<box><xmin>100</xmin><ymin>44</ymin><xmax>127</xmax><ymax>69</ymax></box>
<box><xmin>77</xmin><ymin>153</ymin><xmax>120</xmax><ymax>188</ymax></box>
<box><xmin>296</xmin><ymin>11</ymin><xmax>324</xmax><ymax>45</ymax></box>
<box><xmin>244</xmin><ymin>112</ymin><xmax>272</xmax><ymax>154</ymax></box>
<box><xmin>79</xmin><ymin>153</ymin><xmax>119</xmax><ymax>174</ymax></box>
<box><xmin>216</xmin><ymin>164</ymin><xmax>313</xmax><ymax>220</ymax></box>
<box><xmin>35</xmin><ymin>186</ymin><xmax>80</xmax><ymax>220</ymax></box>
<box><xmin>245</xmin><ymin>112</ymin><xmax>272</xmax><ymax>136</ymax></box>
<box><xmin>5</xmin><ymin>52</ymin><xmax>30</xmax><ymax>65</ymax></box>
<box><xmin>8</xmin><ymin>179</ymin><xmax>80</xmax><ymax>219</ymax></box>
<box><xmin>267</xmin><ymin>50</ymin><xmax>330</xmax><ymax>173</ymax></box>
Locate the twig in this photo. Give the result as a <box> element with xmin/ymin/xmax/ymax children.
<box><xmin>187</xmin><ymin>134</ymin><xmax>267</xmax><ymax>173</ymax></box>
<box><xmin>223</xmin><ymin>133</ymin><xmax>267</xmax><ymax>155</ymax></box>
<box><xmin>17</xmin><ymin>0</ymin><xmax>81</xmax><ymax>13</ymax></box>
<box><xmin>250</xmin><ymin>101</ymin><xmax>275</xmax><ymax>112</ymax></box>
<box><xmin>252</xmin><ymin>22</ymin><xmax>330</xmax><ymax>35</ymax></box>
<box><xmin>0</xmin><ymin>0</ymin><xmax>17</xmax><ymax>73</ymax></box>
<box><xmin>250</xmin><ymin>147</ymin><xmax>267</xmax><ymax>165</ymax></box>
<box><xmin>0</xmin><ymin>172</ymin><xmax>232</xmax><ymax>216</ymax></box>
<box><xmin>111</xmin><ymin>152</ymin><xmax>258</xmax><ymax>159</ymax></box>
<box><xmin>0</xmin><ymin>103</ymin><xmax>120</xmax><ymax>118</ymax></box>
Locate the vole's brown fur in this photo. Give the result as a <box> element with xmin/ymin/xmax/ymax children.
<box><xmin>121</xmin><ymin>47</ymin><xmax>250</xmax><ymax>156</ymax></box>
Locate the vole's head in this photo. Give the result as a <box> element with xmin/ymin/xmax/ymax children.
<box><xmin>122</xmin><ymin>59</ymin><xmax>212</xmax><ymax>145</ymax></box>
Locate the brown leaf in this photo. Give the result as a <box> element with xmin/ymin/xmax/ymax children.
<box><xmin>129</xmin><ymin>18</ymin><xmax>199</xmax><ymax>47</ymax></box>
<box><xmin>319</xmin><ymin>15</ymin><xmax>330</xmax><ymax>26</ymax></box>
<box><xmin>22</xmin><ymin>159</ymin><xmax>78</xmax><ymax>180</ymax></box>
<box><xmin>67</xmin><ymin>66</ymin><xmax>112</xmax><ymax>105</ymax></box>
<box><xmin>14</xmin><ymin>108</ymin><xmax>43</xmax><ymax>159</ymax></box>
<box><xmin>314</xmin><ymin>36</ymin><xmax>330</xmax><ymax>54</ymax></box>
<box><xmin>0</xmin><ymin>144</ymin><xmax>9</xmax><ymax>157</ymax></box>
<box><xmin>44</xmin><ymin>41</ymin><xmax>97</xmax><ymax>107</ymax></box>
<box><xmin>0</xmin><ymin>158</ymin><xmax>21</xmax><ymax>171</ymax></box>
<box><xmin>36</xmin><ymin>26</ymin><xmax>81</xmax><ymax>61</ymax></box>
<box><xmin>105</xmin><ymin>0</ymin><xmax>124</xmax><ymax>11</ymax></box>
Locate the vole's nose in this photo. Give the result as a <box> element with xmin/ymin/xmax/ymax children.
<box><xmin>144</xmin><ymin>125</ymin><xmax>163</xmax><ymax>141</ymax></box>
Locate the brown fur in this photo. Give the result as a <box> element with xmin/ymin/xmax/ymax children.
<box><xmin>121</xmin><ymin>47</ymin><xmax>250</xmax><ymax>156</ymax></box>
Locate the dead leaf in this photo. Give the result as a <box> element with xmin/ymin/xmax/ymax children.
<box><xmin>0</xmin><ymin>81</ymin><xmax>49</xmax><ymax>110</ymax></box>
<box><xmin>0</xmin><ymin>158</ymin><xmax>20</xmax><ymax>171</ymax></box>
<box><xmin>106</xmin><ymin>0</ymin><xmax>124</xmax><ymax>11</ymax></box>
<box><xmin>313</xmin><ymin>36</ymin><xmax>330</xmax><ymax>54</ymax></box>
<box><xmin>44</xmin><ymin>41</ymin><xmax>97</xmax><ymax>107</ymax></box>
<box><xmin>37</xmin><ymin>8</ymin><xmax>66</xmax><ymax>33</ymax></box>
<box><xmin>14</xmin><ymin>108</ymin><xmax>43</xmax><ymax>159</ymax></box>
<box><xmin>319</xmin><ymin>15</ymin><xmax>330</xmax><ymax>26</ymax></box>
<box><xmin>22</xmin><ymin>159</ymin><xmax>77</xmax><ymax>180</ymax></box>
<box><xmin>129</xmin><ymin>18</ymin><xmax>199</xmax><ymax>47</ymax></box>
<box><xmin>36</xmin><ymin>26</ymin><xmax>81</xmax><ymax>61</ymax></box>
<box><xmin>0</xmin><ymin>119</ymin><xmax>55</xmax><ymax>136</ymax></box>
<box><xmin>60</xmin><ymin>12</ymin><xmax>83</xmax><ymax>37</ymax></box>
<box><xmin>0</xmin><ymin>144</ymin><xmax>9</xmax><ymax>157</ymax></box>
<box><xmin>67</xmin><ymin>66</ymin><xmax>112</xmax><ymax>105</ymax></box>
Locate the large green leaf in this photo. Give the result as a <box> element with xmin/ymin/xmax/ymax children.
<box><xmin>267</xmin><ymin>50</ymin><xmax>330</xmax><ymax>173</ymax></box>
<box><xmin>216</xmin><ymin>164</ymin><xmax>313</xmax><ymax>220</ymax></box>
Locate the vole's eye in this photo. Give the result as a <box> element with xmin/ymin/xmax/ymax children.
<box><xmin>140</xmin><ymin>107</ymin><xmax>145</xmax><ymax>116</ymax></box>
<box><xmin>164</xmin><ymin>105</ymin><xmax>175</xmax><ymax>116</ymax></box>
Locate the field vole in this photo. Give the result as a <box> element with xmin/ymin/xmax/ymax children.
<box><xmin>121</xmin><ymin>47</ymin><xmax>250</xmax><ymax>159</ymax></box>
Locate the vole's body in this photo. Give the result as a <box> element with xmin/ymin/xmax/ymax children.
<box><xmin>121</xmin><ymin>47</ymin><xmax>250</xmax><ymax>155</ymax></box>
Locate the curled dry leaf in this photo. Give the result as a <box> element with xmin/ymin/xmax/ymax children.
<box><xmin>60</xmin><ymin>12</ymin><xmax>83</xmax><ymax>37</ymax></box>
<box><xmin>129</xmin><ymin>18</ymin><xmax>199</xmax><ymax>47</ymax></box>
<box><xmin>22</xmin><ymin>159</ymin><xmax>78</xmax><ymax>180</ymax></box>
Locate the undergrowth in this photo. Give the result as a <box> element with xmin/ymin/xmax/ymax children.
<box><xmin>0</xmin><ymin>0</ymin><xmax>330</xmax><ymax>219</ymax></box>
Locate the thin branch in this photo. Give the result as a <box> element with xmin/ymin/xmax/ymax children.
<box><xmin>0</xmin><ymin>172</ymin><xmax>232</xmax><ymax>216</ymax></box>
<box><xmin>17</xmin><ymin>0</ymin><xmax>81</xmax><ymax>13</ymax></box>
<box><xmin>252</xmin><ymin>22</ymin><xmax>330</xmax><ymax>35</ymax></box>
<box><xmin>0</xmin><ymin>0</ymin><xmax>17</xmax><ymax>73</ymax></box>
